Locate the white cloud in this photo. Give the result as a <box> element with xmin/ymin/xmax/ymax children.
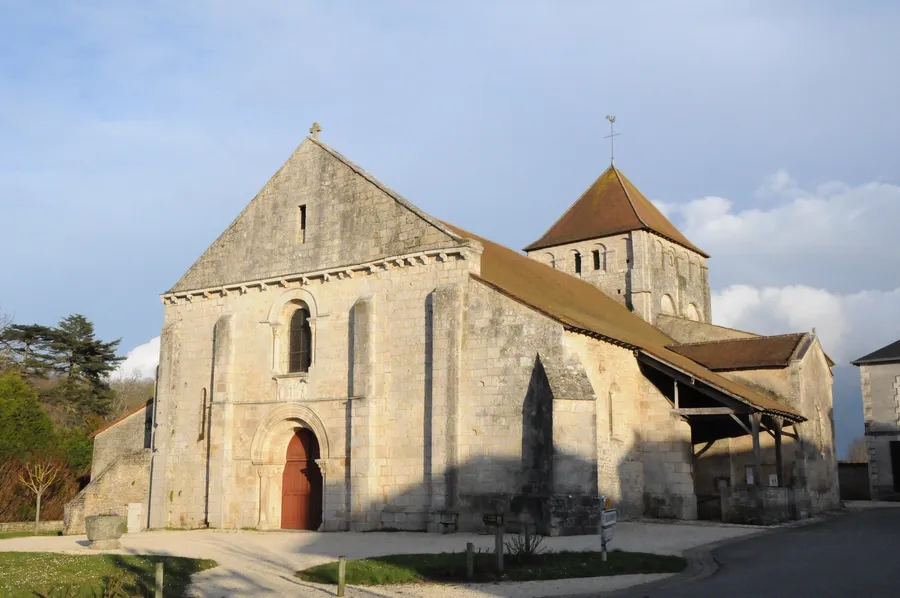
<box><xmin>664</xmin><ymin>174</ymin><xmax>900</xmax><ymax>293</ymax></box>
<box><xmin>112</xmin><ymin>336</ymin><xmax>160</xmax><ymax>381</ymax></box>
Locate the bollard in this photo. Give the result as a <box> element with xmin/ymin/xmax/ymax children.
<box><xmin>466</xmin><ymin>542</ymin><xmax>474</xmax><ymax>580</ymax></box>
<box><xmin>337</xmin><ymin>555</ymin><xmax>346</xmax><ymax>597</ymax></box>
<box><xmin>155</xmin><ymin>561</ymin><xmax>164</xmax><ymax>598</ymax></box>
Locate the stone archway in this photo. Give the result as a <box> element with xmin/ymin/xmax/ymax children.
<box><xmin>250</xmin><ymin>404</ymin><xmax>330</xmax><ymax>530</ymax></box>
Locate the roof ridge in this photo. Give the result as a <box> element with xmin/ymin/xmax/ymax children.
<box><xmin>522</xmin><ymin>166</ymin><xmax>616</xmax><ymax>252</ymax></box>
<box><xmin>672</xmin><ymin>332</ymin><xmax>805</xmax><ymax>347</ymax></box>
<box><xmin>612</xmin><ymin>166</ymin><xmax>650</xmax><ymax>229</ymax></box>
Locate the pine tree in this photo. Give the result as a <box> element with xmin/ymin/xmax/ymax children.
<box><xmin>0</xmin><ymin>324</ymin><xmax>56</xmax><ymax>377</ymax></box>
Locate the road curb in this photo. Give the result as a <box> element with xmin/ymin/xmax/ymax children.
<box><xmin>559</xmin><ymin>509</ymin><xmax>850</xmax><ymax>598</ymax></box>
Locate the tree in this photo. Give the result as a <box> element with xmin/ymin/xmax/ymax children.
<box><xmin>0</xmin><ymin>323</ymin><xmax>56</xmax><ymax>377</ymax></box>
<box><xmin>847</xmin><ymin>437</ymin><xmax>869</xmax><ymax>463</ymax></box>
<box><xmin>19</xmin><ymin>461</ymin><xmax>59</xmax><ymax>534</ymax></box>
<box><xmin>0</xmin><ymin>372</ymin><xmax>52</xmax><ymax>460</ymax></box>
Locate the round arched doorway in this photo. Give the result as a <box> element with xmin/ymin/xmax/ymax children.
<box><xmin>281</xmin><ymin>428</ymin><xmax>323</xmax><ymax>530</ymax></box>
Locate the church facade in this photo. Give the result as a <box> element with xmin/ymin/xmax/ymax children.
<box><xmin>67</xmin><ymin>134</ymin><xmax>839</xmax><ymax>535</ymax></box>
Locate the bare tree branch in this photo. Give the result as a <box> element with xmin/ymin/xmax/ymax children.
<box><xmin>20</xmin><ymin>461</ymin><xmax>60</xmax><ymax>534</ymax></box>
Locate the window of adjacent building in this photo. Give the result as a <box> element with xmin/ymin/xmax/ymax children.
<box><xmin>544</xmin><ymin>252</ymin><xmax>557</xmax><ymax>269</ymax></box>
<box><xmin>574</xmin><ymin>251</ymin><xmax>582</xmax><ymax>274</ymax></box>
<box><xmin>593</xmin><ymin>249</ymin><xmax>601</xmax><ymax>271</ymax></box>
<box><xmin>298</xmin><ymin>205</ymin><xmax>307</xmax><ymax>243</ymax></box>
<box><xmin>288</xmin><ymin>307</ymin><xmax>312</xmax><ymax>373</ymax></box>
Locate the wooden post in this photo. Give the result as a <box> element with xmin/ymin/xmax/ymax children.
<box><xmin>674</xmin><ymin>380</ymin><xmax>679</xmax><ymax>409</ymax></box>
<box><xmin>155</xmin><ymin>562</ymin><xmax>164</xmax><ymax>598</ymax></box>
<box><xmin>773</xmin><ymin>418</ymin><xmax>784</xmax><ymax>487</ymax></box>
<box><xmin>495</xmin><ymin>521</ymin><xmax>504</xmax><ymax>574</ymax></box>
<box><xmin>337</xmin><ymin>556</ymin><xmax>346</xmax><ymax>597</ymax></box>
<box><xmin>718</xmin><ymin>478</ymin><xmax>729</xmax><ymax>523</ymax></box>
<box><xmin>750</xmin><ymin>412</ymin><xmax>763</xmax><ymax>519</ymax></box>
<box><xmin>466</xmin><ymin>542</ymin><xmax>474</xmax><ymax>580</ymax></box>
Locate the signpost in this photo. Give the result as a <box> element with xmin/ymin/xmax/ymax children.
<box><xmin>483</xmin><ymin>513</ymin><xmax>505</xmax><ymax>573</ymax></box>
<box><xmin>599</xmin><ymin>496</ymin><xmax>617</xmax><ymax>563</ymax></box>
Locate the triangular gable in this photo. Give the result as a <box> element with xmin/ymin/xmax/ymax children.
<box><xmin>169</xmin><ymin>137</ymin><xmax>463</xmax><ymax>293</ymax></box>
<box><xmin>524</xmin><ymin>165</ymin><xmax>708</xmax><ymax>257</ymax></box>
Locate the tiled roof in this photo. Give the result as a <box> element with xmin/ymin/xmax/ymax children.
<box><xmin>445</xmin><ymin>222</ymin><xmax>802</xmax><ymax>421</ymax></box>
<box><xmin>667</xmin><ymin>334</ymin><xmax>807</xmax><ymax>371</ymax></box>
<box><xmin>852</xmin><ymin>339</ymin><xmax>900</xmax><ymax>366</ymax></box>
<box><xmin>523</xmin><ymin>165</ymin><xmax>708</xmax><ymax>257</ymax></box>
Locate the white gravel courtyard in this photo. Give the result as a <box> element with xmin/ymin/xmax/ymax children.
<box><xmin>0</xmin><ymin>521</ymin><xmax>760</xmax><ymax>597</ymax></box>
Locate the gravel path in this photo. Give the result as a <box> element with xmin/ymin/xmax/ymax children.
<box><xmin>0</xmin><ymin>521</ymin><xmax>760</xmax><ymax>597</ymax></box>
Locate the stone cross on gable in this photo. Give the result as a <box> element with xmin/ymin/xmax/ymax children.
<box><xmin>309</xmin><ymin>122</ymin><xmax>322</xmax><ymax>140</ymax></box>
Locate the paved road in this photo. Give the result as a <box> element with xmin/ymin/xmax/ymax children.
<box><xmin>627</xmin><ymin>508</ymin><xmax>900</xmax><ymax>598</ymax></box>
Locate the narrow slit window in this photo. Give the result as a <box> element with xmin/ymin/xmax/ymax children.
<box><xmin>593</xmin><ymin>249</ymin><xmax>601</xmax><ymax>271</ymax></box>
<box><xmin>574</xmin><ymin>252</ymin><xmax>582</xmax><ymax>274</ymax></box>
<box><xmin>298</xmin><ymin>205</ymin><xmax>307</xmax><ymax>243</ymax></box>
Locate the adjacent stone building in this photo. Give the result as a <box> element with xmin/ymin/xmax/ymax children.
<box><xmin>67</xmin><ymin>134</ymin><xmax>839</xmax><ymax>534</ymax></box>
<box><xmin>853</xmin><ymin>339</ymin><xmax>900</xmax><ymax>500</ymax></box>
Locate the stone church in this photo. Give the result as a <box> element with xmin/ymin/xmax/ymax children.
<box><xmin>65</xmin><ymin>131</ymin><xmax>839</xmax><ymax>535</ymax></box>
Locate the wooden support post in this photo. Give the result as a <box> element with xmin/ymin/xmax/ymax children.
<box><xmin>674</xmin><ymin>380</ymin><xmax>679</xmax><ymax>409</ymax></box>
<box><xmin>155</xmin><ymin>562</ymin><xmax>164</xmax><ymax>598</ymax></box>
<box><xmin>337</xmin><ymin>556</ymin><xmax>346</xmax><ymax>597</ymax></box>
<box><xmin>750</xmin><ymin>412</ymin><xmax>763</xmax><ymax>519</ymax></box>
<box><xmin>773</xmin><ymin>418</ymin><xmax>784</xmax><ymax>487</ymax></box>
<box><xmin>495</xmin><ymin>521</ymin><xmax>504</xmax><ymax>574</ymax></box>
<box><xmin>466</xmin><ymin>542</ymin><xmax>474</xmax><ymax>580</ymax></box>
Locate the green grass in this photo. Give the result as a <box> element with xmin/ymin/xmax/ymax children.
<box><xmin>0</xmin><ymin>531</ymin><xmax>60</xmax><ymax>540</ymax></box>
<box><xmin>0</xmin><ymin>553</ymin><xmax>217</xmax><ymax>597</ymax></box>
<box><xmin>296</xmin><ymin>550</ymin><xmax>686</xmax><ymax>585</ymax></box>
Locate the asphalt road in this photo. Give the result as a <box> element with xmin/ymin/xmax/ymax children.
<box><xmin>627</xmin><ymin>508</ymin><xmax>900</xmax><ymax>598</ymax></box>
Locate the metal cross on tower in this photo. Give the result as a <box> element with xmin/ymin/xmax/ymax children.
<box><xmin>604</xmin><ymin>115</ymin><xmax>619</xmax><ymax>166</ymax></box>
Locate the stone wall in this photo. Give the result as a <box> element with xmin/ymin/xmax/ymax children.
<box><xmin>526</xmin><ymin>231</ymin><xmax>710</xmax><ymax>327</ymax></box>
<box><xmin>65</xmin><ymin>450</ymin><xmax>150</xmax><ymax>535</ymax></box>
<box><xmin>655</xmin><ymin>315</ymin><xmax>758</xmax><ymax>344</ymax></box>
<box><xmin>0</xmin><ymin>521</ymin><xmax>63</xmax><ymax>534</ymax></box>
<box><xmin>859</xmin><ymin>362</ymin><xmax>900</xmax><ymax>499</ymax></box>
<box><xmin>91</xmin><ymin>403</ymin><xmax>151</xmax><ymax>479</ymax></box>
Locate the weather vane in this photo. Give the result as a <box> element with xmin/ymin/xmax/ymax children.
<box><xmin>604</xmin><ymin>115</ymin><xmax>619</xmax><ymax>166</ymax></box>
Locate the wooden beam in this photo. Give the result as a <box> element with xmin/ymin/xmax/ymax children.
<box><xmin>729</xmin><ymin>413</ymin><xmax>752</xmax><ymax>435</ymax></box>
<box><xmin>673</xmin><ymin>407</ymin><xmax>736</xmax><ymax>416</ymax></box>
<box><xmin>750</xmin><ymin>412</ymin><xmax>763</xmax><ymax>520</ymax></box>
<box><xmin>693</xmin><ymin>440</ymin><xmax>716</xmax><ymax>458</ymax></box>
<box><xmin>773</xmin><ymin>418</ymin><xmax>784</xmax><ymax>488</ymax></box>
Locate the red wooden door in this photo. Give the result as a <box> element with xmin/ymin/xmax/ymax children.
<box><xmin>281</xmin><ymin>429</ymin><xmax>322</xmax><ymax>530</ymax></box>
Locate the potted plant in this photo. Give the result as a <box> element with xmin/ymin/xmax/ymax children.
<box><xmin>85</xmin><ymin>513</ymin><xmax>127</xmax><ymax>549</ymax></box>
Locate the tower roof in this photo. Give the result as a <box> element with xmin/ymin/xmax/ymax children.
<box><xmin>523</xmin><ymin>165</ymin><xmax>708</xmax><ymax>257</ymax></box>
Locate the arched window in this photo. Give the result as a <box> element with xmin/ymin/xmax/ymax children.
<box><xmin>544</xmin><ymin>252</ymin><xmax>557</xmax><ymax>269</ymax></box>
<box><xmin>685</xmin><ymin>303</ymin><xmax>700</xmax><ymax>322</ymax></box>
<box><xmin>573</xmin><ymin>251</ymin><xmax>582</xmax><ymax>275</ymax></box>
<box><xmin>289</xmin><ymin>307</ymin><xmax>312</xmax><ymax>373</ymax></box>
<box><xmin>593</xmin><ymin>244</ymin><xmax>607</xmax><ymax>272</ymax></box>
<box><xmin>660</xmin><ymin>294</ymin><xmax>676</xmax><ymax>316</ymax></box>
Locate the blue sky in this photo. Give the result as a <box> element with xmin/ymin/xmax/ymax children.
<box><xmin>2</xmin><ymin>1</ymin><xmax>899</xmax><ymax>456</ymax></box>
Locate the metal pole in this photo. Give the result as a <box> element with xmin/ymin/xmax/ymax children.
<box><xmin>155</xmin><ymin>562</ymin><xmax>164</xmax><ymax>598</ymax></box>
<box><xmin>337</xmin><ymin>556</ymin><xmax>346</xmax><ymax>597</ymax></box>
<box><xmin>466</xmin><ymin>542</ymin><xmax>474</xmax><ymax>580</ymax></box>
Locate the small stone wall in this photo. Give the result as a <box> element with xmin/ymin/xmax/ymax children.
<box><xmin>0</xmin><ymin>520</ymin><xmax>63</xmax><ymax>534</ymax></box>
<box><xmin>723</xmin><ymin>487</ymin><xmax>797</xmax><ymax>525</ymax></box>
<box><xmin>838</xmin><ymin>462</ymin><xmax>871</xmax><ymax>501</ymax></box>
<box><xmin>64</xmin><ymin>450</ymin><xmax>151</xmax><ymax>535</ymax></box>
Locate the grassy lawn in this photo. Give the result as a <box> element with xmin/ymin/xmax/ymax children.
<box><xmin>296</xmin><ymin>549</ymin><xmax>686</xmax><ymax>585</ymax></box>
<box><xmin>0</xmin><ymin>531</ymin><xmax>60</xmax><ymax>540</ymax></box>
<box><xmin>0</xmin><ymin>553</ymin><xmax>217</xmax><ymax>597</ymax></box>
